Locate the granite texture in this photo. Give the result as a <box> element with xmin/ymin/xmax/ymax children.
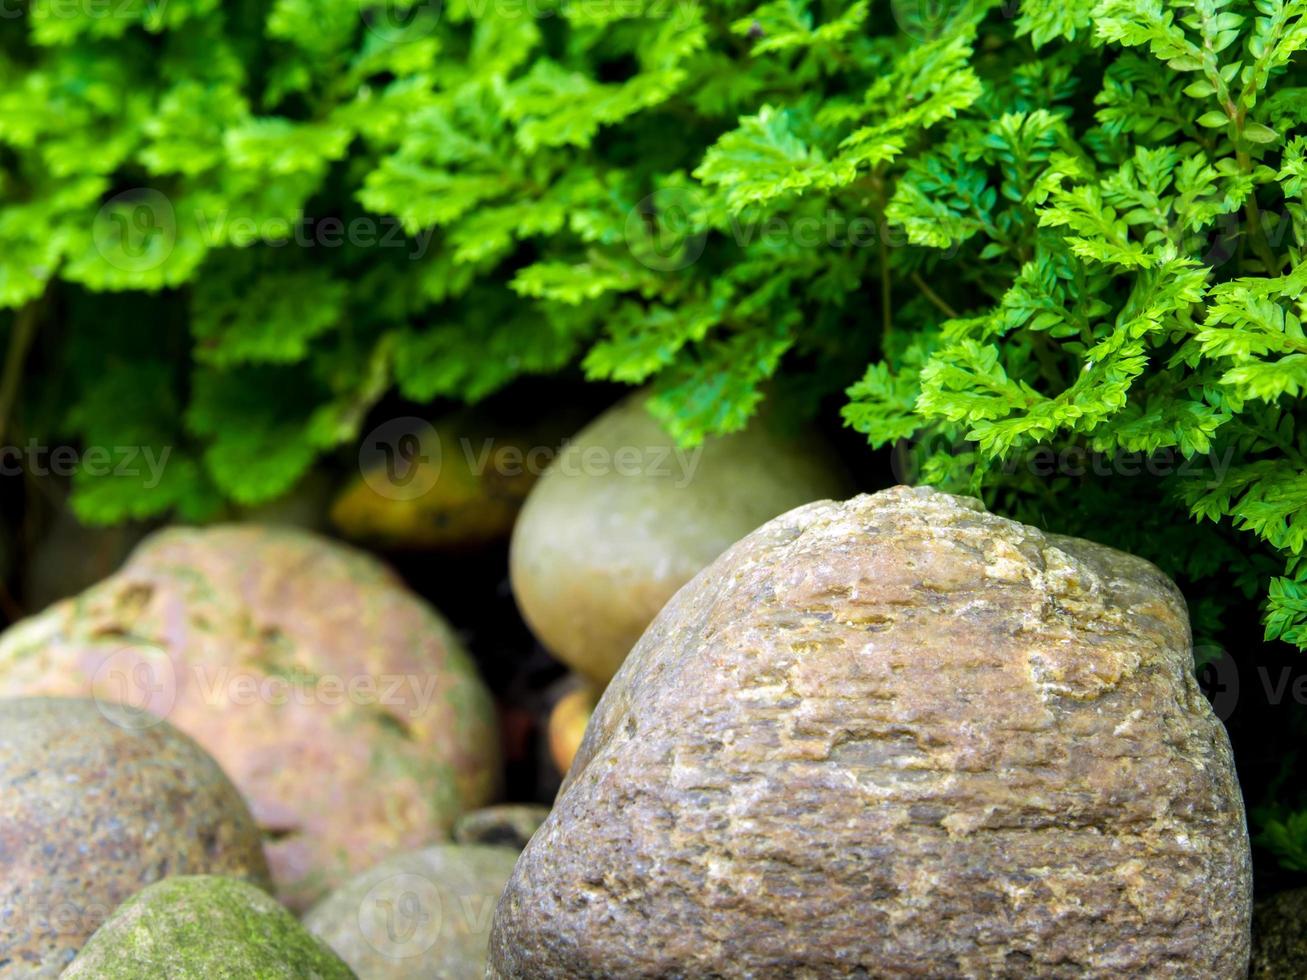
<box><xmin>0</xmin><ymin>698</ymin><xmax>268</xmax><ymax>978</ymax></box>
<box><xmin>490</xmin><ymin>486</ymin><xmax>1252</xmax><ymax>978</ymax></box>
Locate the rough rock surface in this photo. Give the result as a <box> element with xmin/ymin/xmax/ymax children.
<box><xmin>453</xmin><ymin>805</ymin><xmax>551</xmax><ymax>850</ymax></box>
<box><xmin>1251</xmin><ymin>887</ymin><xmax>1307</xmax><ymax>977</ymax></box>
<box><xmin>510</xmin><ymin>392</ymin><xmax>850</xmax><ymax>685</ymax></box>
<box><xmin>490</xmin><ymin>486</ymin><xmax>1253</xmax><ymax>978</ymax></box>
<box><xmin>61</xmin><ymin>876</ymin><xmax>354</xmax><ymax>979</ymax></box>
<box><xmin>0</xmin><ymin>524</ymin><xmax>499</xmax><ymax>911</ymax></box>
<box><xmin>0</xmin><ymin>698</ymin><xmax>269</xmax><ymax>979</ymax></box>
<box><xmin>304</xmin><ymin>844</ymin><xmax>519</xmax><ymax>979</ymax></box>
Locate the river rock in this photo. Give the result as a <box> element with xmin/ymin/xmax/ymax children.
<box><xmin>304</xmin><ymin>844</ymin><xmax>519</xmax><ymax>979</ymax></box>
<box><xmin>0</xmin><ymin>524</ymin><xmax>499</xmax><ymax>911</ymax></box>
<box><xmin>489</xmin><ymin>486</ymin><xmax>1253</xmax><ymax>977</ymax></box>
<box><xmin>332</xmin><ymin>419</ymin><xmax>558</xmax><ymax>551</ymax></box>
<box><xmin>509</xmin><ymin>392</ymin><xmax>850</xmax><ymax>685</ymax></box>
<box><xmin>546</xmin><ymin>682</ymin><xmax>597</xmax><ymax>775</ymax></box>
<box><xmin>1251</xmin><ymin>887</ymin><xmax>1307</xmax><ymax>977</ymax></box>
<box><xmin>61</xmin><ymin>876</ymin><xmax>354</xmax><ymax>979</ymax></box>
<box><xmin>453</xmin><ymin>805</ymin><xmax>551</xmax><ymax>850</ymax></box>
<box><xmin>0</xmin><ymin>698</ymin><xmax>268</xmax><ymax>979</ymax></box>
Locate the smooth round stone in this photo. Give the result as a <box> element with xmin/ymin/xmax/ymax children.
<box><xmin>0</xmin><ymin>524</ymin><xmax>500</xmax><ymax>911</ymax></box>
<box><xmin>0</xmin><ymin>698</ymin><xmax>268</xmax><ymax>979</ymax></box>
<box><xmin>453</xmin><ymin>805</ymin><xmax>551</xmax><ymax>850</ymax></box>
<box><xmin>545</xmin><ymin>683</ymin><xmax>596</xmax><ymax>775</ymax></box>
<box><xmin>510</xmin><ymin>392</ymin><xmax>850</xmax><ymax>685</ymax></box>
<box><xmin>61</xmin><ymin>876</ymin><xmax>354</xmax><ymax>978</ymax></box>
<box><xmin>305</xmin><ymin>845</ymin><xmax>519</xmax><ymax>979</ymax></box>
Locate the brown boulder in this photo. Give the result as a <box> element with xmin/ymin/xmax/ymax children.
<box><xmin>0</xmin><ymin>698</ymin><xmax>269</xmax><ymax>978</ymax></box>
<box><xmin>0</xmin><ymin>525</ymin><xmax>499</xmax><ymax>911</ymax></box>
<box><xmin>489</xmin><ymin>486</ymin><xmax>1252</xmax><ymax>977</ymax></box>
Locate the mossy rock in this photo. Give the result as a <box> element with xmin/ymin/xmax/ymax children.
<box><xmin>61</xmin><ymin>876</ymin><xmax>355</xmax><ymax>979</ymax></box>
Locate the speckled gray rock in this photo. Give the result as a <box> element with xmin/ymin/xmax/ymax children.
<box><xmin>510</xmin><ymin>392</ymin><xmax>850</xmax><ymax>685</ymax></box>
<box><xmin>0</xmin><ymin>698</ymin><xmax>269</xmax><ymax>979</ymax></box>
<box><xmin>453</xmin><ymin>806</ymin><xmax>550</xmax><ymax>850</ymax></box>
<box><xmin>1251</xmin><ymin>887</ymin><xmax>1307</xmax><ymax>977</ymax></box>
<box><xmin>490</xmin><ymin>486</ymin><xmax>1253</xmax><ymax>978</ymax></box>
<box><xmin>61</xmin><ymin>876</ymin><xmax>354</xmax><ymax>979</ymax></box>
<box><xmin>0</xmin><ymin>524</ymin><xmax>500</xmax><ymax>911</ymax></box>
<box><xmin>304</xmin><ymin>845</ymin><xmax>519</xmax><ymax>979</ymax></box>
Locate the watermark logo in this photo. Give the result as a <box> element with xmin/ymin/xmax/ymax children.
<box><xmin>359</xmin><ymin>0</ymin><xmax>443</xmax><ymax>43</ymax></box>
<box><xmin>92</xmin><ymin>189</ymin><xmax>176</xmax><ymax>274</ymax></box>
<box><xmin>890</xmin><ymin>427</ymin><xmax>981</xmax><ymax>489</ymax></box>
<box><xmin>92</xmin><ymin>643</ymin><xmax>178</xmax><ymax>730</ymax></box>
<box><xmin>625</xmin><ymin>187</ymin><xmax>708</xmax><ymax>273</ymax></box>
<box><xmin>359</xmin><ymin>873</ymin><xmax>444</xmax><ymax>959</ymax></box>
<box><xmin>890</xmin><ymin>0</ymin><xmax>957</xmax><ymax>39</ymax></box>
<box><xmin>1196</xmin><ymin>644</ymin><xmax>1239</xmax><ymax>722</ymax></box>
<box><xmin>360</xmin><ymin>417</ymin><xmax>442</xmax><ymax>502</ymax></box>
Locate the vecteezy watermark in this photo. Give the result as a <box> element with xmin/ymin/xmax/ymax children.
<box><xmin>0</xmin><ymin>441</ymin><xmax>171</xmax><ymax>488</ymax></box>
<box><xmin>360</xmin><ymin>417</ymin><xmax>705</xmax><ymax>501</ymax></box>
<box><xmin>192</xmin><ymin>211</ymin><xmax>433</xmax><ymax>258</ymax></box>
<box><xmin>624</xmin><ymin>187</ymin><xmax>965</xmax><ymax>272</ymax></box>
<box><xmin>92</xmin><ymin>192</ymin><xmax>434</xmax><ymax>272</ymax></box>
<box><xmin>1195</xmin><ymin>644</ymin><xmax>1239</xmax><ymax>722</ymax></box>
<box><xmin>358</xmin><ymin>0</ymin><xmax>443</xmax><ymax>43</ymax></box>
<box><xmin>359</xmin><ymin>873</ymin><xmax>444</xmax><ymax>959</ymax></box>
<box><xmin>891</xmin><ymin>431</ymin><xmax>1236</xmax><ymax>491</ymax></box>
<box><xmin>1</xmin><ymin>0</ymin><xmax>166</xmax><ymax>22</ymax></box>
<box><xmin>92</xmin><ymin>188</ymin><xmax>177</xmax><ymax>275</ymax></box>
<box><xmin>357</xmin><ymin>0</ymin><xmax>701</xmax><ymax>42</ymax></box>
<box><xmin>360</xmin><ymin>417</ymin><xmax>443</xmax><ymax>502</ymax></box>
<box><xmin>91</xmin><ymin>642</ymin><xmax>448</xmax><ymax>730</ymax></box>
<box><xmin>356</xmin><ymin>871</ymin><xmax>501</xmax><ymax>960</ymax></box>
<box><xmin>1196</xmin><ymin>643</ymin><xmax>1307</xmax><ymax>722</ymax></box>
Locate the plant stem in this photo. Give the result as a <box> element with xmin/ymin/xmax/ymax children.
<box><xmin>0</xmin><ymin>299</ymin><xmax>40</xmax><ymax>443</ymax></box>
<box><xmin>911</xmin><ymin>271</ymin><xmax>961</xmax><ymax>319</ymax></box>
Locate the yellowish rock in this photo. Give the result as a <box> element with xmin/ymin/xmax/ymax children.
<box><xmin>509</xmin><ymin>393</ymin><xmax>850</xmax><ymax>685</ymax></box>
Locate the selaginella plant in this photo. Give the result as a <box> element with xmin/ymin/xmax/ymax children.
<box><xmin>3</xmin><ymin>0</ymin><xmax>1307</xmax><ymax>851</ymax></box>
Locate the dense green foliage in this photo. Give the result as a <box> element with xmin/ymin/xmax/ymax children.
<box><xmin>4</xmin><ymin>0</ymin><xmax>1307</xmax><ymax>871</ymax></box>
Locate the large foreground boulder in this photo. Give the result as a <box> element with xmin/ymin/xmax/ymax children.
<box><xmin>0</xmin><ymin>525</ymin><xmax>499</xmax><ymax>911</ymax></box>
<box><xmin>510</xmin><ymin>392</ymin><xmax>850</xmax><ymax>685</ymax></box>
<box><xmin>0</xmin><ymin>699</ymin><xmax>268</xmax><ymax>978</ymax></box>
<box><xmin>490</xmin><ymin>486</ymin><xmax>1252</xmax><ymax>977</ymax></box>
